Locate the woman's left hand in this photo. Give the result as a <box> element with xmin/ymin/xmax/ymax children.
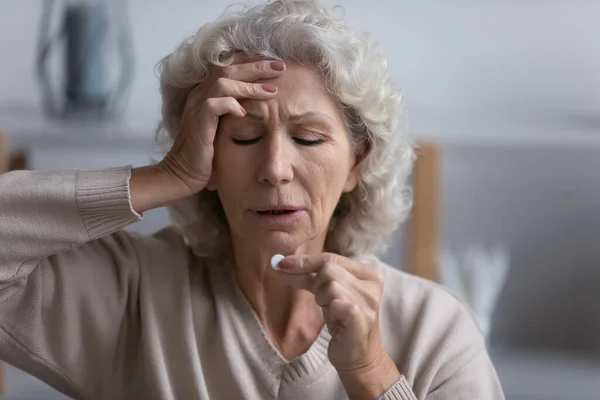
<box><xmin>277</xmin><ymin>253</ymin><xmax>392</xmax><ymax>372</ymax></box>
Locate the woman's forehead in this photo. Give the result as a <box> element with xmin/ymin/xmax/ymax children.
<box><xmin>243</xmin><ymin>65</ymin><xmax>339</xmax><ymax>115</ymax></box>
<box><xmin>240</xmin><ymin>98</ymin><xmax>340</xmax><ymax>125</ymax></box>
<box><xmin>238</xmin><ymin>106</ymin><xmax>335</xmax><ymax>124</ymax></box>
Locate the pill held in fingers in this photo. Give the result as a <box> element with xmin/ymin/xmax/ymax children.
<box><xmin>271</xmin><ymin>254</ymin><xmax>285</xmax><ymax>270</ymax></box>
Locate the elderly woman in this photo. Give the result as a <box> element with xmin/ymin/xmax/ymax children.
<box><xmin>0</xmin><ymin>1</ymin><xmax>504</xmax><ymax>399</ymax></box>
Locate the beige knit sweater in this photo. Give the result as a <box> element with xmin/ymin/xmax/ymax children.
<box><xmin>0</xmin><ymin>166</ymin><xmax>504</xmax><ymax>400</ymax></box>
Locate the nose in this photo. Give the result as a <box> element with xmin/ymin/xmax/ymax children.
<box><xmin>257</xmin><ymin>131</ymin><xmax>294</xmax><ymax>186</ymax></box>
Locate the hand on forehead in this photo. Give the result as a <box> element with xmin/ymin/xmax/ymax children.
<box><xmin>230</xmin><ymin>51</ymin><xmax>276</xmax><ymax>65</ymax></box>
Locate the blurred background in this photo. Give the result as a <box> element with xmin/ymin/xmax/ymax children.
<box><xmin>1</xmin><ymin>0</ymin><xmax>600</xmax><ymax>399</ymax></box>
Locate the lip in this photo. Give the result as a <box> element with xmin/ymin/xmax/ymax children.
<box><xmin>252</xmin><ymin>206</ymin><xmax>302</xmax><ymax>212</ymax></box>
<box><xmin>250</xmin><ymin>209</ymin><xmax>305</xmax><ymax>226</ymax></box>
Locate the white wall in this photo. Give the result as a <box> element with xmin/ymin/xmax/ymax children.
<box><xmin>2</xmin><ymin>0</ymin><xmax>600</xmax><ymax>138</ymax></box>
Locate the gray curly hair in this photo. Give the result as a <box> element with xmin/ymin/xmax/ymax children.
<box><xmin>153</xmin><ymin>0</ymin><xmax>414</xmax><ymax>263</ymax></box>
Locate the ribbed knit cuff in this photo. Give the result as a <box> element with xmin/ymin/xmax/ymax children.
<box><xmin>377</xmin><ymin>376</ymin><xmax>417</xmax><ymax>400</ymax></box>
<box><xmin>75</xmin><ymin>166</ymin><xmax>143</xmax><ymax>240</ymax></box>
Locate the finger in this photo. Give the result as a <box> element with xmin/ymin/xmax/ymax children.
<box><xmin>312</xmin><ymin>262</ymin><xmax>355</xmax><ymax>296</ymax></box>
<box><xmin>277</xmin><ymin>271</ymin><xmax>317</xmax><ymax>292</ymax></box>
<box><xmin>327</xmin><ymin>299</ymin><xmax>364</xmax><ymax>330</ymax></box>
<box><xmin>191</xmin><ymin>97</ymin><xmax>246</xmax><ymax>147</ymax></box>
<box><xmin>312</xmin><ymin>264</ymin><xmax>371</xmax><ymax>311</ymax></box>
<box><xmin>176</xmin><ymin>97</ymin><xmax>246</xmax><ymax>185</ymax></box>
<box><xmin>210</xmin><ymin>77</ymin><xmax>279</xmax><ymax>100</ymax></box>
<box><xmin>230</xmin><ymin>51</ymin><xmax>264</xmax><ymax>65</ymax></box>
<box><xmin>200</xmin><ymin>96</ymin><xmax>246</xmax><ymax>122</ymax></box>
<box><xmin>222</xmin><ymin>59</ymin><xmax>286</xmax><ymax>82</ymax></box>
<box><xmin>312</xmin><ymin>261</ymin><xmax>384</xmax><ymax>310</ymax></box>
<box><xmin>314</xmin><ymin>279</ymin><xmax>362</xmax><ymax>309</ymax></box>
<box><xmin>278</xmin><ymin>253</ymin><xmax>372</xmax><ymax>280</ymax></box>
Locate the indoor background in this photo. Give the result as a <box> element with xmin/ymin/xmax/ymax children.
<box><xmin>1</xmin><ymin>1</ymin><xmax>599</xmax><ymax>399</ymax></box>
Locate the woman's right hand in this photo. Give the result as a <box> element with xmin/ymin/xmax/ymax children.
<box><xmin>158</xmin><ymin>58</ymin><xmax>287</xmax><ymax>196</ymax></box>
<box><xmin>130</xmin><ymin>58</ymin><xmax>286</xmax><ymax>214</ymax></box>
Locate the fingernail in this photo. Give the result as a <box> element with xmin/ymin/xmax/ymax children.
<box><xmin>278</xmin><ymin>257</ymin><xmax>295</xmax><ymax>269</ymax></box>
<box><xmin>261</xmin><ymin>84</ymin><xmax>277</xmax><ymax>93</ymax></box>
<box><xmin>240</xmin><ymin>106</ymin><xmax>247</xmax><ymax>115</ymax></box>
<box><xmin>270</xmin><ymin>61</ymin><xmax>285</xmax><ymax>71</ymax></box>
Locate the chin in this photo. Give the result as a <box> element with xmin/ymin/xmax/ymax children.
<box><xmin>252</xmin><ymin>231</ymin><xmax>310</xmax><ymax>255</ymax></box>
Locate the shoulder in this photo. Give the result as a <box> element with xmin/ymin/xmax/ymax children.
<box><xmin>128</xmin><ymin>225</ymin><xmax>190</xmax><ymax>255</ymax></box>
<box><xmin>124</xmin><ymin>226</ymin><xmax>197</xmax><ymax>276</ymax></box>
<box><xmin>374</xmin><ymin>260</ymin><xmax>487</xmax><ymax>387</ymax></box>
<box><xmin>123</xmin><ymin>226</ymin><xmax>218</xmax><ymax>310</ymax></box>
<box><xmin>377</xmin><ymin>261</ymin><xmax>478</xmax><ymax>327</ymax></box>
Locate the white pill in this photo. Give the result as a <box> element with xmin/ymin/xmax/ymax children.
<box><xmin>271</xmin><ymin>254</ymin><xmax>285</xmax><ymax>270</ymax></box>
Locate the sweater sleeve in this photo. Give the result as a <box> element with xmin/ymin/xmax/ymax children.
<box><xmin>0</xmin><ymin>166</ymin><xmax>144</xmax><ymax>399</ymax></box>
<box><xmin>377</xmin><ymin>348</ymin><xmax>504</xmax><ymax>400</ymax></box>
<box><xmin>425</xmin><ymin>347</ymin><xmax>504</xmax><ymax>399</ymax></box>
<box><xmin>377</xmin><ymin>376</ymin><xmax>417</xmax><ymax>400</ymax></box>
<box><xmin>377</xmin><ymin>266</ymin><xmax>506</xmax><ymax>400</ymax></box>
<box><xmin>377</xmin><ymin>349</ymin><xmax>503</xmax><ymax>400</ymax></box>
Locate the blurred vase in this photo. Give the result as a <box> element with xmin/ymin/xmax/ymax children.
<box><xmin>35</xmin><ymin>0</ymin><xmax>134</xmax><ymax>120</ymax></box>
<box><xmin>438</xmin><ymin>245</ymin><xmax>510</xmax><ymax>342</ymax></box>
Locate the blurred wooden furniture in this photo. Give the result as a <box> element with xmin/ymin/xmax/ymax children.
<box><xmin>0</xmin><ymin>132</ymin><xmax>27</xmax><ymax>173</ymax></box>
<box><xmin>407</xmin><ymin>142</ymin><xmax>441</xmax><ymax>282</ymax></box>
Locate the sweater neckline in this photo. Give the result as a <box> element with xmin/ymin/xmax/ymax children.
<box><xmin>216</xmin><ymin>263</ymin><xmax>334</xmax><ymax>391</ymax></box>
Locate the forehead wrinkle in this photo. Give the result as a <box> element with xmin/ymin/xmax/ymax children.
<box><xmin>242</xmin><ymin>103</ymin><xmax>334</xmax><ymax>125</ymax></box>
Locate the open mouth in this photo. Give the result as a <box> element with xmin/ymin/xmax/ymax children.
<box><xmin>256</xmin><ymin>210</ymin><xmax>297</xmax><ymax>215</ymax></box>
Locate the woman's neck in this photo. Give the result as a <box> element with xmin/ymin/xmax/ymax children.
<box><xmin>231</xmin><ymin>237</ymin><xmax>326</xmax><ymax>360</ymax></box>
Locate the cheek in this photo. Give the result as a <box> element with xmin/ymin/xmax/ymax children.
<box><xmin>304</xmin><ymin>149</ymin><xmax>351</xmax><ymax>199</ymax></box>
<box><xmin>320</xmin><ymin>146</ymin><xmax>353</xmax><ymax>180</ymax></box>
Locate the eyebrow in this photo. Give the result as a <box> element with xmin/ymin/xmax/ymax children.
<box><xmin>244</xmin><ymin>111</ymin><xmax>334</xmax><ymax>122</ymax></box>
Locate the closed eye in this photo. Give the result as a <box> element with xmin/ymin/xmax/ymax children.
<box><xmin>232</xmin><ymin>137</ymin><xmax>262</xmax><ymax>145</ymax></box>
<box><xmin>294</xmin><ymin>138</ymin><xmax>324</xmax><ymax>146</ymax></box>
<box><xmin>231</xmin><ymin>137</ymin><xmax>325</xmax><ymax>146</ymax></box>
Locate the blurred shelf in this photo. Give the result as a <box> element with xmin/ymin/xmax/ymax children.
<box><xmin>0</xmin><ymin>103</ymin><xmax>159</xmax><ymax>150</ymax></box>
<box><xmin>406</xmin><ymin>110</ymin><xmax>600</xmax><ymax>149</ymax></box>
<box><xmin>414</xmin><ymin>132</ymin><xmax>600</xmax><ymax>149</ymax></box>
<box><xmin>490</xmin><ymin>347</ymin><xmax>600</xmax><ymax>400</ymax></box>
